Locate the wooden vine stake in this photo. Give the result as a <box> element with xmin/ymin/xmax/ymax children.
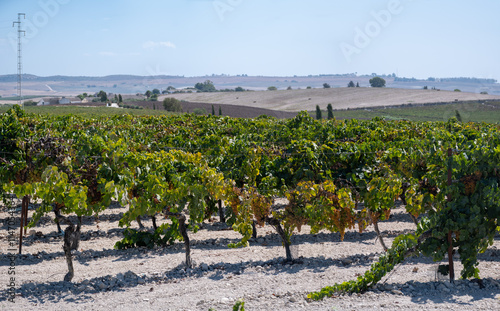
<box><xmin>447</xmin><ymin>148</ymin><xmax>455</xmax><ymax>283</ymax></box>
<box><xmin>18</xmin><ymin>195</ymin><xmax>30</xmax><ymax>254</ymax></box>
<box><xmin>218</xmin><ymin>199</ymin><xmax>225</xmax><ymax>223</ymax></box>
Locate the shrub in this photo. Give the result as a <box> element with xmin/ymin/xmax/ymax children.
<box><xmin>193</xmin><ymin>108</ymin><xmax>207</xmax><ymax>115</ymax></box>
<box><xmin>163</xmin><ymin>98</ymin><xmax>182</xmax><ymax>112</ymax></box>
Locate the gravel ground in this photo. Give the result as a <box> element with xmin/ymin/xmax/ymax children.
<box><xmin>1</xmin><ymin>201</ymin><xmax>499</xmax><ymax>311</ymax></box>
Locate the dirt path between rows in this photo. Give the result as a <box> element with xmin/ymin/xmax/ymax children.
<box><xmin>1</xmin><ymin>201</ymin><xmax>499</xmax><ymax>310</ymax></box>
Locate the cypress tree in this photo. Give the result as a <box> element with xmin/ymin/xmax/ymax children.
<box><xmin>315</xmin><ymin>105</ymin><xmax>322</xmax><ymax>120</ymax></box>
<box><xmin>327</xmin><ymin>103</ymin><xmax>334</xmax><ymax>120</ymax></box>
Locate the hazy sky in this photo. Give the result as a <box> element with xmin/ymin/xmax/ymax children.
<box><xmin>0</xmin><ymin>0</ymin><xmax>499</xmax><ymax>80</ymax></box>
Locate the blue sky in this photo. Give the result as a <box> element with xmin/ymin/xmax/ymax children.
<box><xmin>0</xmin><ymin>0</ymin><xmax>499</xmax><ymax>80</ymax></box>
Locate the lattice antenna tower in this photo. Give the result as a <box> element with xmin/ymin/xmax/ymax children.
<box><xmin>13</xmin><ymin>13</ymin><xmax>26</xmax><ymax>108</ymax></box>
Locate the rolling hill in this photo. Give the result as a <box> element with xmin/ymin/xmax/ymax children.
<box><xmin>160</xmin><ymin>87</ymin><xmax>500</xmax><ymax>112</ymax></box>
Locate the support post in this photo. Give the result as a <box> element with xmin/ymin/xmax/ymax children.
<box><xmin>18</xmin><ymin>196</ymin><xmax>29</xmax><ymax>254</ymax></box>
<box><xmin>218</xmin><ymin>199</ymin><xmax>225</xmax><ymax>223</ymax></box>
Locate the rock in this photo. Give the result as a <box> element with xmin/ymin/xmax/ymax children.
<box><xmin>137</xmin><ymin>278</ymin><xmax>145</xmax><ymax>285</ymax></box>
<box><xmin>391</xmin><ymin>289</ymin><xmax>403</xmax><ymax>295</ymax></box>
<box><xmin>124</xmin><ymin>271</ymin><xmax>138</xmax><ymax>279</ymax></box>
<box><xmin>444</xmin><ymin>281</ymin><xmax>454</xmax><ymax>289</ymax></box>
<box><xmin>116</xmin><ymin>273</ymin><xmax>124</xmax><ymax>281</ymax></box>
<box><xmin>97</xmin><ymin>281</ymin><xmax>107</xmax><ymax>290</ymax></box>
<box><xmin>200</xmin><ymin>263</ymin><xmax>209</xmax><ymax>271</ymax></box>
<box><xmin>437</xmin><ymin>284</ymin><xmax>450</xmax><ymax>293</ymax></box>
<box><xmin>290</xmin><ymin>297</ymin><xmax>298</xmax><ymax>303</ymax></box>
<box><xmin>77</xmin><ymin>285</ymin><xmax>88</xmax><ymax>292</ymax></box>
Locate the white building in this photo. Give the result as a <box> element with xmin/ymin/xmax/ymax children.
<box><xmin>37</xmin><ymin>98</ymin><xmax>60</xmax><ymax>106</ymax></box>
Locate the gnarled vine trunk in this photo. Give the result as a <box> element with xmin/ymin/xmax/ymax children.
<box><xmin>177</xmin><ymin>215</ymin><xmax>192</xmax><ymax>268</ymax></box>
<box><xmin>267</xmin><ymin>217</ymin><xmax>293</xmax><ymax>262</ymax></box>
<box><xmin>58</xmin><ymin>215</ymin><xmax>81</xmax><ymax>282</ymax></box>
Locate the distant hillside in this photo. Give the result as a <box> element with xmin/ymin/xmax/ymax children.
<box><xmin>1</xmin><ymin>74</ymin><xmax>499</xmax><ymax>98</ymax></box>
<box><xmin>159</xmin><ymin>87</ymin><xmax>500</xmax><ymax>112</ymax></box>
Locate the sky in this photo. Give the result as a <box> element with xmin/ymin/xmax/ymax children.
<box><xmin>0</xmin><ymin>0</ymin><xmax>499</xmax><ymax>80</ymax></box>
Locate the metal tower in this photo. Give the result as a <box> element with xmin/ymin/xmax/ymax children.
<box><xmin>13</xmin><ymin>13</ymin><xmax>25</xmax><ymax>108</ymax></box>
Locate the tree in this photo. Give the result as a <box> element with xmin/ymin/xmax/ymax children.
<box><xmin>97</xmin><ymin>90</ymin><xmax>108</xmax><ymax>102</ymax></box>
<box><xmin>454</xmin><ymin>89</ymin><xmax>461</xmax><ymax>92</ymax></box>
<box><xmin>193</xmin><ymin>108</ymin><xmax>206</xmax><ymax>115</ymax></box>
<box><xmin>145</xmin><ymin>90</ymin><xmax>152</xmax><ymax>98</ymax></box>
<box><xmin>315</xmin><ymin>105</ymin><xmax>322</xmax><ymax>120</ymax></box>
<box><xmin>356</xmin><ymin>82</ymin><xmax>360</xmax><ymax>87</ymax></box>
<box><xmin>194</xmin><ymin>80</ymin><xmax>216</xmax><ymax>92</ymax></box>
<box><xmin>77</xmin><ymin>93</ymin><xmax>88</xmax><ymax>100</ymax></box>
<box><xmin>327</xmin><ymin>103</ymin><xmax>334</xmax><ymax>120</ymax></box>
<box><xmin>306</xmin><ymin>86</ymin><xmax>312</xmax><ymax>89</ymax></box>
<box><xmin>23</xmin><ymin>100</ymin><xmax>37</xmax><ymax>107</ymax></box>
<box><xmin>162</xmin><ymin>97</ymin><xmax>182</xmax><ymax>112</ymax></box>
<box><xmin>235</xmin><ymin>86</ymin><xmax>245</xmax><ymax>92</ymax></box>
<box><xmin>118</xmin><ymin>94</ymin><xmax>123</xmax><ymax>103</ymax></box>
<box><xmin>267</xmin><ymin>86</ymin><xmax>277</xmax><ymax>91</ymax></box>
<box><xmin>323</xmin><ymin>83</ymin><xmax>331</xmax><ymax>89</ymax></box>
<box><xmin>152</xmin><ymin>89</ymin><xmax>160</xmax><ymax>95</ymax></box>
<box><xmin>287</xmin><ymin>86</ymin><xmax>292</xmax><ymax>90</ymax></box>
<box><xmin>347</xmin><ymin>81</ymin><xmax>355</xmax><ymax>88</ymax></box>
<box><xmin>369</xmin><ymin>77</ymin><xmax>386</xmax><ymax>88</ymax></box>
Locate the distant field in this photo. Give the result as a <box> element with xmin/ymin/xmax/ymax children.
<box><xmin>2</xmin><ymin>97</ymin><xmax>500</xmax><ymax>124</ymax></box>
<box><xmin>0</xmin><ymin>105</ymin><xmax>173</xmax><ymax>117</ymax></box>
<box><xmin>320</xmin><ymin>101</ymin><xmax>500</xmax><ymax>123</ymax></box>
<box><xmin>0</xmin><ymin>95</ymin><xmax>42</xmax><ymax>101</ymax></box>
<box><xmin>160</xmin><ymin>87</ymin><xmax>500</xmax><ymax>112</ymax></box>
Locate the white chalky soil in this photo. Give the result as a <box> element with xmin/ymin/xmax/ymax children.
<box><xmin>1</xmin><ymin>201</ymin><xmax>499</xmax><ymax>310</ymax></box>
